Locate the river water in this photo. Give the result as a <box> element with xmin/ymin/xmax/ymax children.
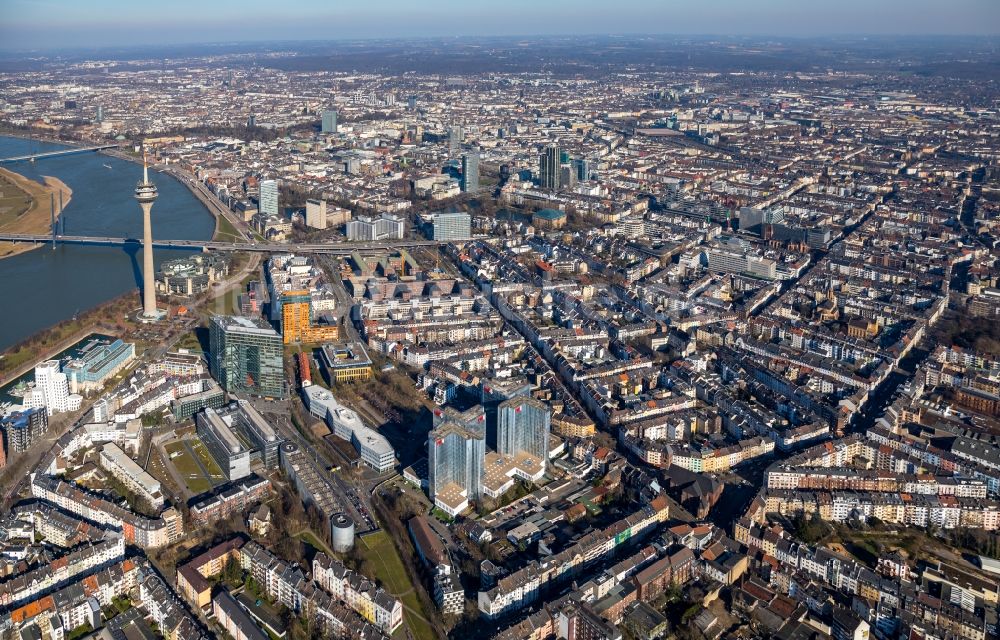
<box><xmin>0</xmin><ymin>136</ymin><xmax>215</xmax><ymax>350</ymax></box>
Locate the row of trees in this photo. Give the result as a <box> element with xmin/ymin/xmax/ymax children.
<box><xmin>947</xmin><ymin>527</ymin><xmax>1000</xmax><ymax>560</ymax></box>
<box><xmin>369</xmin><ymin>491</ymin><xmax>450</xmax><ymax>637</ymax></box>
<box><xmin>0</xmin><ymin>290</ymin><xmax>135</xmax><ymax>379</ymax></box>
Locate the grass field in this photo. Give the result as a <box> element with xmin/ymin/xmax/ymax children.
<box><xmin>190</xmin><ymin>439</ymin><xmax>225</xmax><ymax>480</ymax></box>
<box><xmin>219</xmin><ymin>286</ymin><xmax>240</xmax><ymax>315</ymax></box>
<box><xmin>174</xmin><ymin>330</ymin><xmax>204</xmax><ymax>353</ymax></box>
<box><xmin>145</xmin><ymin>445</ymin><xmax>183</xmax><ymax>498</ymax></box>
<box><xmin>214</xmin><ymin>214</ymin><xmax>242</xmax><ymax>242</ymax></box>
<box><xmin>164</xmin><ymin>440</ymin><xmax>214</xmax><ymax>494</ymax></box>
<box><xmin>0</xmin><ymin>172</ymin><xmax>32</xmax><ymax>225</ymax></box>
<box><xmin>296</xmin><ymin>529</ymin><xmax>333</xmax><ymax>556</ymax></box>
<box><xmin>0</xmin><ymin>168</ymin><xmax>72</xmax><ymax>259</ymax></box>
<box><xmin>358</xmin><ymin>531</ymin><xmax>436</xmax><ymax>640</ymax></box>
<box><xmin>205</xmin><ymin>268</ymin><xmax>256</xmax><ymax>318</ymax></box>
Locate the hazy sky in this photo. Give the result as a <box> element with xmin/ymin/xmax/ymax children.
<box><xmin>1</xmin><ymin>0</ymin><xmax>998</xmax><ymax>51</ymax></box>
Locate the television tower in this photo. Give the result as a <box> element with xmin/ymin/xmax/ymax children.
<box><xmin>135</xmin><ymin>157</ymin><xmax>160</xmax><ymax>319</ymax></box>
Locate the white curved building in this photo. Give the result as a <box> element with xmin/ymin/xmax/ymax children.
<box><xmin>302</xmin><ymin>385</ymin><xmax>395</xmax><ymax>472</ymax></box>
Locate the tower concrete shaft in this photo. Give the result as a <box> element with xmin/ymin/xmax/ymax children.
<box><xmin>140</xmin><ymin>200</ymin><xmax>155</xmax><ymax>316</ymax></box>
<box><xmin>134</xmin><ymin>161</ymin><xmax>159</xmax><ymax>319</ymax></box>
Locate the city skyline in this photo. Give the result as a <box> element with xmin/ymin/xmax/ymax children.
<box><xmin>0</xmin><ymin>11</ymin><xmax>998</xmax><ymax>640</ymax></box>
<box><xmin>1</xmin><ymin>0</ymin><xmax>999</xmax><ymax>51</ymax></box>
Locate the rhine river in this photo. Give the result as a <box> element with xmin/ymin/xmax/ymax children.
<box><xmin>0</xmin><ymin>136</ymin><xmax>216</xmax><ymax>351</ymax></box>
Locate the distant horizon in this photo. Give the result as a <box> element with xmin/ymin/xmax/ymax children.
<box><xmin>2</xmin><ymin>32</ymin><xmax>999</xmax><ymax>57</ymax></box>
<box><xmin>1</xmin><ymin>0</ymin><xmax>998</xmax><ymax>52</ymax></box>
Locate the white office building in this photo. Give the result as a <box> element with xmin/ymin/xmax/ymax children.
<box><xmin>346</xmin><ymin>214</ymin><xmax>405</xmax><ymax>242</ymax></box>
<box><xmin>305</xmin><ymin>199</ymin><xmax>327</xmax><ymax>229</ymax></box>
<box><xmin>303</xmin><ymin>385</ymin><xmax>395</xmax><ymax>472</ymax></box>
<box><xmin>428</xmin><ymin>212</ymin><xmax>472</xmax><ymax>241</ymax></box>
<box><xmin>196</xmin><ymin>407</ymin><xmax>252</xmax><ymax>481</ymax></box>
<box><xmin>99</xmin><ymin>443</ymin><xmax>164</xmax><ymax>508</ymax></box>
<box><xmin>24</xmin><ymin>360</ymin><xmax>82</xmax><ymax>415</ymax></box>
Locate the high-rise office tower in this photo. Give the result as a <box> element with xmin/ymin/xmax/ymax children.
<box><xmin>539</xmin><ymin>145</ymin><xmax>560</xmax><ymax>190</ymax></box>
<box><xmin>95</xmin><ymin>105</ymin><xmax>103</xmax><ymax>123</ymax></box>
<box><xmin>209</xmin><ymin>316</ymin><xmax>285</xmax><ymax>398</ymax></box>
<box><xmin>430</xmin><ymin>212</ymin><xmax>471</xmax><ymax>241</ymax></box>
<box><xmin>134</xmin><ymin>160</ymin><xmax>161</xmax><ymax>319</ymax></box>
<box><xmin>448</xmin><ymin>126</ymin><xmax>463</xmax><ymax>154</ymax></box>
<box><xmin>407</xmin><ymin>96</ymin><xmax>417</xmax><ymax>110</ymax></box>
<box><xmin>739</xmin><ymin>206</ymin><xmax>784</xmax><ymax>232</ymax></box>
<box><xmin>461</xmin><ymin>152</ymin><xmax>479</xmax><ymax>192</ymax></box>
<box><xmin>560</xmin><ymin>165</ymin><xmax>577</xmax><ymax>190</ymax></box>
<box><xmin>428</xmin><ymin>420</ymin><xmax>485</xmax><ymax>516</ymax></box>
<box><xmin>432</xmin><ymin>405</ymin><xmax>486</xmax><ymax>437</ymax></box>
<box><xmin>259</xmin><ymin>179</ymin><xmax>279</xmax><ymax>217</ymax></box>
<box><xmin>481</xmin><ymin>380</ymin><xmax>532</xmax><ymax>449</ymax></box>
<box><xmin>321</xmin><ymin>110</ymin><xmax>338</xmax><ymax>134</ymax></box>
<box><xmin>305</xmin><ymin>199</ymin><xmax>327</xmax><ymax>229</ymax></box>
<box><xmin>497</xmin><ymin>397</ymin><xmax>551</xmax><ymax>469</ymax></box>
<box><xmin>280</xmin><ymin>290</ymin><xmax>311</xmax><ymax>344</ymax></box>
<box><xmin>574</xmin><ymin>157</ymin><xmax>590</xmax><ymax>182</ymax></box>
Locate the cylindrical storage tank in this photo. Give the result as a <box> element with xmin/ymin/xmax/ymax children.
<box><xmin>331</xmin><ymin>513</ymin><xmax>355</xmax><ymax>553</ymax></box>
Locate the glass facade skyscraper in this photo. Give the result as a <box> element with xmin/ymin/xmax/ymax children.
<box><xmin>431</xmin><ymin>212</ymin><xmax>471</xmax><ymax>241</ymax></box>
<box><xmin>448</xmin><ymin>126</ymin><xmax>463</xmax><ymax>154</ymax></box>
<box><xmin>428</xmin><ymin>420</ymin><xmax>485</xmax><ymax>508</ymax></box>
<box><xmin>259</xmin><ymin>179</ymin><xmax>279</xmax><ymax>217</ymax></box>
<box><xmin>321</xmin><ymin>110</ymin><xmax>338</xmax><ymax>134</ymax></box>
<box><xmin>461</xmin><ymin>152</ymin><xmax>479</xmax><ymax>192</ymax></box>
<box><xmin>209</xmin><ymin>315</ymin><xmax>285</xmax><ymax>398</ymax></box>
<box><xmin>539</xmin><ymin>144</ymin><xmax>560</xmax><ymax>190</ymax></box>
<box><xmin>497</xmin><ymin>397</ymin><xmax>550</xmax><ymax>468</ymax></box>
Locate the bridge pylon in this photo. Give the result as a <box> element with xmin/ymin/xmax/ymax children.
<box><xmin>50</xmin><ymin>193</ymin><xmax>56</xmax><ymax>250</ymax></box>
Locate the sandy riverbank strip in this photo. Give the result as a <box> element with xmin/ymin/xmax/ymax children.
<box><xmin>0</xmin><ymin>167</ymin><xmax>73</xmax><ymax>259</ymax></box>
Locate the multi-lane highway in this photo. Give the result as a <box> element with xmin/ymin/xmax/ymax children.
<box><xmin>0</xmin><ymin>144</ymin><xmax>121</xmax><ymax>164</ymax></box>
<box><xmin>0</xmin><ymin>232</ymin><xmax>443</xmax><ymax>254</ymax></box>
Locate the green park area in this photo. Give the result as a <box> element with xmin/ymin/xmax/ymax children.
<box><xmin>296</xmin><ymin>528</ymin><xmax>333</xmax><ymax>555</ymax></box>
<box><xmin>358</xmin><ymin>531</ymin><xmax>436</xmax><ymax>640</ymax></box>
<box><xmin>164</xmin><ymin>438</ymin><xmax>224</xmax><ymax>495</ymax></box>
<box><xmin>213</xmin><ymin>213</ymin><xmax>242</xmax><ymax>242</ymax></box>
<box><xmin>190</xmin><ymin>439</ymin><xmax>225</xmax><ymax>479</ymax></box>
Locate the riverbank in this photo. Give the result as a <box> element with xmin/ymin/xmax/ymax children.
<box><xmin>0</xmin><ymin>134</ymin><xmax>217</xmax><ymax>352</ymax></box>
<box><xmin>0</xmin><ymin>324</ymin><xmax>99</xmax><ymax>388</ymax></box>
<box><xmin>5</xmin><ymin>133</ymin><xmax>240</xmax><ymax>245</ymax></box>
<box><xmin>0</xmin><ymin>167</ymin><xmax>73</xmax><ymax>259</ymax></box>
<box><xmin>99</xmin><ymin>147</ymin><xmax>243</xmax><ymax>242</ymax></box>
<box><xmin>0</xmin><ymin>288</ymin><xmax>140</xmax><ymax>384</ymax></box>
